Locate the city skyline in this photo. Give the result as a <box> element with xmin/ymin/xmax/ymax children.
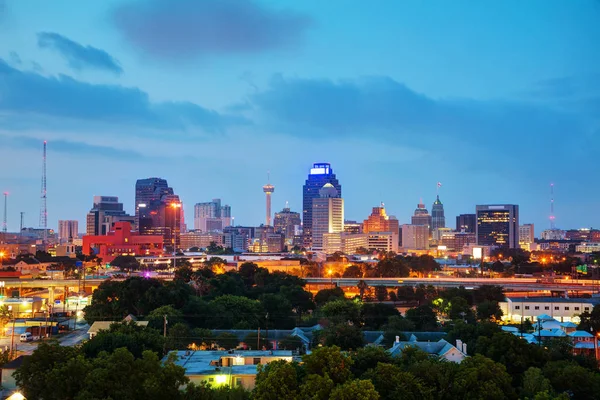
<box><xmin>1</xmin><ymin>1</ymin><xmax>599</xmax><ymax>231</ymax></box>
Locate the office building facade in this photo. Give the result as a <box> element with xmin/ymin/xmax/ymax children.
<box><xmin>401</xmin><ymin>224</ymin><xmax>429</xmax><ymax>250</ymax></box>
<box><xmin>519</xmin><ymin>224</ymin><xmax>535</xmax><ymax>250</ymax></box>
<box><xmin>456</xmin><ymin>214</ymin><xmax>476</xmax><ymax>233</ymax></box>
<box><xmin>302</xmin><ymin>163</ymin><xmax>342</xmax><ymax>248</ymax></box>
<box><xmin>194</xmin><ymin>199</ymin><xmax>232</xmax><ymax>232</ymax></box>
<box><xmin>411</xmin><ymin>201</ymin><xmax>432</xmax><ymax>232</ymax></box>
<box><xmin>476</xmin><ymin>204</ymin><xmax>519</xmax><ymax>249</ymax></box>
<box><xmin>273</xmin><ymin>206</ymin><xmax>301</xmax><ymax>245</ymax></box>
<box><xmin>431</xmin><ymin>196</ymin><xmax>446</xmax><ymax>231</ymax></box>
<box><xmin>363</xmin><ymin>205</ymin><xmax>399</xmax><ymax>235</ymax></box>
<box><xmin>311</xmin><ymin>184</ymin><xmax>344</xmax><ymax>251</ymax></box>
<box><xmin>86</xmin><ymin>196</ymin><xmax>133</xmax><ymax>236</ymax></box>
<box><xmin>58</xmin><ymin>220</ymin><xmax>78</xmax><ymax>244</ymax></box>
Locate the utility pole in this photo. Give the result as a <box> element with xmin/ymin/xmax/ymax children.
<box><xmin>163</xmin><ymin>315</ymin><xmax>168</xmax><ymax>337</ymax></box>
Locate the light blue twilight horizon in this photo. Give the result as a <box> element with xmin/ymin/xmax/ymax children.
<box><xmin>0</xmin><ymin>0</ymin><xmax>599</xmax><ymax>232</ymax></box>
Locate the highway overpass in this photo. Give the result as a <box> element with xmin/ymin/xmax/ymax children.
<box><xmin>303</xmin><ymin>277</ymin><xmax>599</xmax><ymax>292</ymax></box>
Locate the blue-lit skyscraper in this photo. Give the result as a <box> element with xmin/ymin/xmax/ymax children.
<box><xmin>302</xmin><ymin>163</ymin><xmax>341</xmax><ymax>248</ymax></box>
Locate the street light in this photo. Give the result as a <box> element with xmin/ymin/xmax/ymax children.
<box><xmin>327</xmin><ymin>269</ymin><xmax>333</xmax><ymax>286</ymax></box>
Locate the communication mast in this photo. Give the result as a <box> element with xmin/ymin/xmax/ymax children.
<box><xmin>549</xmin><ymin>183</ymin><xmax>556</xmax><ymax>230</ymax></box>
<box><xmin>40</xmin><ymin>141</ymin><xmax>48</xmax><ymax>242</ymax></box>
<box><xmin>2</xmin><ymin>192</ymin><xmax>7</xmax><ymax>233</ymax></box>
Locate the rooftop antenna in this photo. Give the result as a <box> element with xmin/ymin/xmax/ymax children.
<box><xmin>40</xmin><ymin>141</ymin><xmax>47</xmax><ymax>242</ymax></box>
<box><xmin>549</xmin><ymin>183</ymin><xmax>556</xmax><ymax>230</ymax></box>
<box><xmin>2</xmin><ymin>192</ymin><xmax>7</xmax><ymax>233</ymax></box>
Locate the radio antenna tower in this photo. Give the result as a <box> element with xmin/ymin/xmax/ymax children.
<box><xmin>2</xmin><ymin>192</ymin><xmax>7</xmax><ymax>233</ymax></box>
<box><xmin>40</xmin><ymin>141</ymin><xmax>48</xmax><ymax>242</ymax></box>
<box><xmin>549</xmin><ymin>183</ymin><xmax>556</xmax><ymax>230</ymax></box>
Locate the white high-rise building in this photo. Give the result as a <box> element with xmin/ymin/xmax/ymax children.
<box><xmin>402</xmin><ymin>224</ymin><xmax>429</xmax><ymax>250</ymax></box>
<box><xmin>193</xmin><ymin>199</ymin><xmax>232</xmax><ymax>232</ymax></box>
<box><xmin>519</xmin><ymin>224</ymin><xmax>535</xmax><ymax>250</ymax></box>
<box><xmin>311</xmin><ymin>184</ymin><xmax>344</xmax><ymax>251</ymax></box>
<box><xmin>58</xmin><ymin>220</ymin><xmax>78</xmax><ymax>244</ymax></box>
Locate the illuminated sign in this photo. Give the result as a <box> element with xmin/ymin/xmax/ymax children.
<box><xmin>310</xmin><ymin>167</ymin><xmax>329</xmax><ymax>175</ymax></box>
<box><xmin>473</xmin><ymin>247</ymin><xmax>483</xmax><ymax>259</ymax></box>
<box><xmin>138</xmin><ymin>203</ymin><xmax>147</xmax><ymax>208</ymax></box>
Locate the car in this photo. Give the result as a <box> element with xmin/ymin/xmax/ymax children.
<box><xmin>19</xmin><ymin>332</ymin><xmax>33</xmax><ymax>342</ymax></box>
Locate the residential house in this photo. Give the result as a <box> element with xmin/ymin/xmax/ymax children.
<box><xmin>388</xmin><ymin>335</ymin><xmax>467</xmax><ymax>363</ymax></box>
<box><xmin>0</xmin><ymin>355</ymin><xmax>29</xmax><ymax>398</ymax></box>
<box><xmin>166</xmin><ymin>350</ymin><xmax>293</xmax><ymax>390</ymax></box>
<box><xmin>87</xmin><ymin>315</ymin><xmax>149</xmax><ymax>339</ymax></box>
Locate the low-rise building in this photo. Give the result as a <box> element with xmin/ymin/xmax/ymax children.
<box><xmin>166</xmin><ymin>350</ymin><xmax>293</xmax><ymax>390</ymax></box>
<box><xmin>389</xmin><ymin>335</ymin><xmax>467</xmax><ymax>363</ymax></box>
<box><xmin>500</xmin><ymin>297</ymin><xmax>600</xmax><ymax>323</ymax></box>
<box><xmin>82</xmin><ymin>221</ymin><xmax>163</xmax><ymax>262</ymax></box>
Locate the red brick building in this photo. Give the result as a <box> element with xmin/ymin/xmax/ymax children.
<box><xmin>82</xmin><ymin>222</ymin><xmax>163</xmax><ymax>262</ymax></box>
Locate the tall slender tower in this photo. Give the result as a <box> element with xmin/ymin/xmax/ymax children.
<box><xmin>263</xmin><ymin>173</ymin><xmax>275</xmax><ymax>226</ymax></box>
<box><xmin>40</xmin><ymin>141</ymin><xmax>48</xmax><ymax>242</ymax></box>
<box><xmin>2</xmin><ymin>192</ymin><xmax>7</xmax><ymax>233</ymax></box>
<box><xmin>549</xmin><ymin>183</ymin><xmax>556</xmax><ymax>230</ymax></box>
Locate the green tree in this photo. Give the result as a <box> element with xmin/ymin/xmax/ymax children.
<box><xmin>243</xmin><ymin>332</ymin><xmax>272</xmax><ymax>350</ymax></box>
<box><xmin>279</xmin><ymin>335</ymin><xmax>305</xmax><ymax>352</ymax></box>
<box><xmin>253</xmin><ymin>360</ymin><xmax>300</xmax><ymax>400</ymax></box>
<box><xmin>303</xmin><ymin>346</ymin><xmax>353</xmax><ymax>384</ymax></box>
<box><xmin>146</xmin><ymin>305</ymin><xmax>184</xmax><ymax>330</ymax></box>
<box><xmin>451</xmin><ymin>355</ymin><xmax>515</xmax><ymax>400</ymax></box>
<box><xmin>329</xmin><ymin>379</ymin><xmax>380</xmax><ymax>400</ymax></box>
<box><xmin>474</xmin><ymin>332</ymin><xmax>547</xmax><ymax>384</ymax></box>
<box><xmin>381</xmin><ymin>315</ymin><xmax>415</xmax><ymax>346</ymax></box>
<box><xmin>350</xmin><ymin>346</ymin><xmax>393</xmax><ymax>377</ymax></box>
<box><xmin>166</xmin><ymin>322</ymin><xmax>193</xmax><ymax>350</ymax></box>
<box><xmin>396</xmin><ymin>286</ymin><xmax>416</xmax><ymax>302</ymax></box>
<box><xmin>343</xmin><ymin>265</ymin><xmax>363</xmax><ymax>278</ymax></box>
<box><xmin>110</xmin><ymin>255</ymin><xmax>141</xmax><ymax>271</ymax></box>
<box><xmin>374</xmin><ymin>286</ymin><xmax>388</xmax><ymax>302</ymax></box>
<box><xmin>207</xmin><ymin>295</ymin><xmax>264</xmax><ymax>329</ymax></box>
<box><xmin>314</xmin><ymin>287</ymin><xmax>345</xmax><ymax>306</ymax></box>
<box><xmin>577</xmin><ymin>304</ymin><xmax>600</xmax><ymax>332</ymax></box>
<box><xmin>214</xmin><ymin>332</ymin><xmax>240</xmax><ymax>350</ymax></box>
<box><xmin>405</xmin><ymin>305</ymin><xmax>438</xmax><ymax>331</ymax></box>
<box><xmin>543</xmin><ymin>360</ymin><xmax>600</xmax><ymax>400</ymax></box>
<box><xmin>298</xmin><ymin>373</ymin><xmax>335</xmax><ymax>400</ymax></box>
<box><xmin>318</xmin><ymin>323</ymin><xmax>365</xmax><ymax>350</ymax></box>
<box><xmin>75</xmin><ymin>349</ymin><xmax>188</xmax><ymax>400</ymax></box>
<box><xmin>260</xmin><ymin>293</ymin><xmax>295</xmax><ymax>329</ymax></box>
<box><xmin>81</xmin><ymin>321</ymin><xmax>165</xmax><ymax>359</ymax></box>
<box><xmin>319</xmin><ymin>299</ymin><xmax>362</xmax><ymax>326</ymax></box>
<box><xmin>174</xmin><ymin>264</ymin><xmax>193</xmax><ymax>282</ymax></box>
<box><xmin>476</xmin><ymin>300</ymin><xmax>503</xmax><ymax>321</ymax></box>
<box><xmin>375</xmin><ymin>258</ymin><xmax>410</xmax><ymax>277</ymax></box>
<box><xmin>521</xmin><ymin>367</ymin><xmax>553</xmax><ymax>399</ymax></box>
<box><xmin>14</xmin><ymin>342</ymin><xmax>84</xmax><ymax>400</ymax></box>
<box><xmin>279</xmin><ymin>285</ymin><xmax>315</xmax><ymax>322</ymax></box>
<box><xmin>361</xmin><ymin>302</ymin><xmax>400</xmax><ymax>330</ymax></box>
<box><xmin>363</xmin><ymin>362</ymin><xmax>433</xmax><ymax>400</ymax></box>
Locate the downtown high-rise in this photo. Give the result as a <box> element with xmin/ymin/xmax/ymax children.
<box><xmin>431</xmin><ymin>196</ymin><xmax>446</xmax><ymax>230</ymax></box>
<box><xmin>476</xmin><ymin>204</ymin><xmax>519</xmax><ymax>249</ymax></box>
<box><xmin>311</xmin><ymin>184</ymin><xmax>344</xmax><ymax>251</ymax></box>
<box><xmin>302</xmin><ymin>163</ymin><xmax>342</xmax><ymax>248</ymax></box>
<box><xmin>194</xmin><ymin>199</ymin><xmax>232</xmax><ymax>232</ymax></box>
<box><xmin>135</xmin><ymin>178</ymin><xmax>182</xmax><ymax>251</ymax></box>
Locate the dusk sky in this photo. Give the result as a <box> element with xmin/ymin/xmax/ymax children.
<box><xmin>1</xmin><ymin>0</ymin><xmax>599</xmax><ymax>233</ymax></box>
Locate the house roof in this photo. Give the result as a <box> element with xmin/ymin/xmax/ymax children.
<box><xmin>501</xmin><ymin>326</ymin><xmax>519</xmax><ymax>333</ymax></box>
<box><xmin>88</xmin><ymin>320</ymin><xmax>149</xmax><ymax>334</ymax></box>
<box><xmin>568</xmin><ymin>331</ymin><xmax>594</xmax><ymax>338</ymax></box>
<box><xmin>561</xmin><ymin>322</ymin><xmax>578</xmax><ymax>328</ymax></box>
<box><xmin>536</xmin><ymin>314</ymin><xmax>555</xmax><ymax>321</ymax></box>
<box><xmin>1</xmin><ymin>355</ymin><xmax>30</xmax><ymax>369</ymax></box>
<box><xmin>574</xmin><ymin>342</ymin><xmax>596</xmax><ymax>349</ymax></box>
<box><xmin>533</xmin><ymin>329</ymin><xmax>566</xmax><ymax>338</ymax></box>
<box><xmin>389</xmin><ymin>339</ymin><xmax>464</xmax><ymax>359</ymax></box>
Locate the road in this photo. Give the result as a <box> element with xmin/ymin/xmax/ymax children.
<box><xmin>304</xmin><ymin>276</ymin><xmax>596</xmax><ymax>291</ymax></box>
<box><xmin>0</xmin><ymin>322</ymin><xmax>90</xmax><ymax>356</ymax></box>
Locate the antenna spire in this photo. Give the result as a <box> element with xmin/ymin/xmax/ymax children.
<box><xmin>550</xmin><ymin>183</ymin><xmax>555</xmax><ymax>230</ymax></box>
<box><xmin>2</xmin><ymin>192</ymin><xmax>8</xmax><ymax>233</ymax></box>
<box><xmin>40</xmin><ymin>141</ymin><xmax>47</xmax><ymax>242</ymax></box>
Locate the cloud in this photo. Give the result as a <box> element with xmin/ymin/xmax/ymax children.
<box><xmin>0</xmin><ymin>134</ymin><xmax>145</xmax><ymax>160</ymax></box>
<box><xmin>249</xmin><ymin>75</ymin><xmax>595</xmax><ymax>155</ymax></box>
<box><xmin>0</xmin><ymin>58</ymin><xmax>247</xmax><ymax>133</ymax></box>
<box><xmin>112</xmin><ymin>0</ymin><xmax>312</xmax><ymax>60</ymax></box>
<box><xmin>8</xmin><ymin>51</ymin><xmax>20</xmax><ymax>65</ymax></box>
<box><xmin>37</xmin><ymin>32</ymin><xmax>123</xmax><ymax>74</ymax></box>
